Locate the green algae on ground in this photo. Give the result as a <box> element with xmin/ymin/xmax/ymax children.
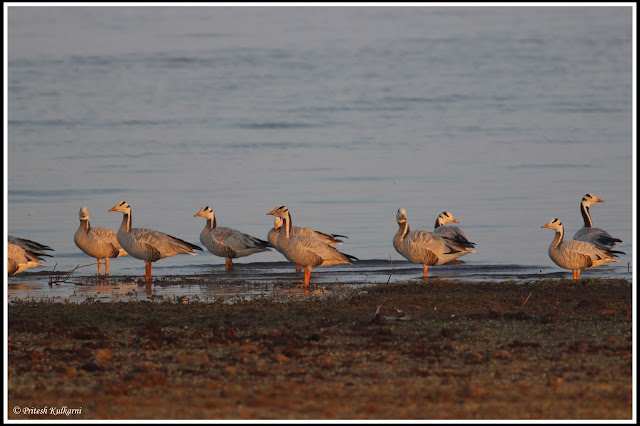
<box><xmin>7</xmin><ymin>279</ymin><xmax>633</xmax><ymax>420</ymax></box>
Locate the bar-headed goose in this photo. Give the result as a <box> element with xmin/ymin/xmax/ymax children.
<box><xmin>108</xmin><ymin>201</ymin><xmax>202</xmax><ymax>281</ymax></box>
<box><xmin>7</xmin><ymin>241</ymin><xmax>51</xmax><ymax>275</ymax></box>
<box><xmin>573</xmin><ymin>193</ymin><xmax>623</xmax><ymax>252</ymax></box>
<box><xmin>194</xmin><ymin>206</ymin><xmax>270</xmax><ymax>270</ymax></box>
<box><xmin>433</xmin><ymin>211</ymin><xmax>476</xmax><ymax>259</ymax></box>
<box><xmin>268</xmin><ymin>216</ymin><xmax>347</xmax><ymax>272</ymax></box>
<box><xmin>266</xmin><ymin>205</ymin><xmax>357</xmax><ymax>287</ymax></box>
<box><xmin>394</xmin><ymin>208</ymin><xmax>471</xmax><ymax>278</ymax></box>
<box><xmin>74</xmin><ymin>206</ymin><xmax>128</xmax><ymax>275</ymax></box>
<box><xmin>8</xmin><ymin>235</ymin><xmax>54</xmax><ymax>256</ymax></box>
<box><xmin>542</xmin><ymin>218</ymin><xmax>620</xmax><ymax>280</ymax></box>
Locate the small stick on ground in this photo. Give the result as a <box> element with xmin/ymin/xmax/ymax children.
<box><xmin>387</xmin><ymin>255</ymin><xmax>394</xmax><ymax>284</ymax></box>
<box><xmin>522</xmin><ymin>291</ymin><xmax>533</xmax><ymax>307</ymax></box>
<box><xmin>48</xmin><ymin>263</ymin><xmax>95</xmax><ymax>286</ymax></box>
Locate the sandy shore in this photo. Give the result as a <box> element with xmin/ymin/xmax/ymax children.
<box><xmin>7</xmin><ymin>278</ymin><xmax>633</xmax><ymax>420</ymax></box>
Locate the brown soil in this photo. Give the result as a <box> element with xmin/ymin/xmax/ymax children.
<box><xmin>7</xmin><ymin>278</ymin><xmax>633</xmax><ymax>420</ymax></box>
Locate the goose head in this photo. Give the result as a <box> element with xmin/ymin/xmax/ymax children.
<box><xmin>194</xmin><ymin>206</ymin><xmax>214</xmax><ymax>219</ymax></box>
<box><xmin>541</xmin><ymin>218</ymin><xmax>563</xmax><ymax>231</ymax></box>
<box><xmin>436</xmin><ymin>211</ymin><xmax>458</xmax><ymax>226</ymax></box>
<box><xmin>396</xmin><ymin>208</ymin><xmax>407</xmax><ymax>223</ymax></box>
<box><xmin>582</xmin><ymin>193</ymin><xmax>604</xmax><ymax>207</ymax></box>
<box><xmin>79</xmin><ymin>206</ymin><xmax>90</xmax><ymax>221</ymax></box>
<box><xmin>267</xmin><ymin>205</ymin><xmax>289</xmax><ymax>218</ymax></box>
<box><xmin>108</xmin><ymin>201</ymin><xmax>131</xmax><ymax>214</ymax></box>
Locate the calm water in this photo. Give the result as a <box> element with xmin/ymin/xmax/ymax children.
<box><xmin>6</xmin><ymin>6</ymin><xmax>635</xmax><ymax>301</ymax></box>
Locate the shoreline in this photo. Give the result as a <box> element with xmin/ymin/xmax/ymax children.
<box><xmin>7</xmin><ymin>278</ymin><xmax>633</xmax><ymax>420</ymax></box>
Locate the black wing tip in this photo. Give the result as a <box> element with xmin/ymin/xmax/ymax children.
<box><xmin>167</xmin><ymin>234</ymin><xmax>203</xmax><ymax>251</ymax></box>
<box><xmin>345</xmin><ymin>253</ymin><xmax>359</xmax><ymax>262</ymax></box>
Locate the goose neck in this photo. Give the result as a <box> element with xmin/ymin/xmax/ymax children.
<box><xmin>580</xmin><ymin>203</ymin><xmax>593</xmax><ymax>228</ymax></box>
<box><xmin>121</xmin><ymin>211</ymin><xmax>132</xmax><ymax>233</ymax></box>
<box><xmin>397</xmin><ymin>220</ymin><xmax>409</xmax><ymax>239</ymax></box>
<box><xmin>80</xmin><ymin>219</ymin><xmax>90</xmax><ymax>232</ymax></box>
<box><xmin>207</xmin><ymin>215</ymin><xmax>216</xmax><ymax>231</ymax></box>
<box><xmin>550</xmin><ymin>226</ymin><xmax>564</xmax><ymax>248</ymax></box>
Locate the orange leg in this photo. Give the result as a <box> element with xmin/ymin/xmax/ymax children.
<box><xmin>576</xmin><ymin>270</ymin><xmax>581</xmax><ymax>280</ymax></box>
<box><xmin>145</xmin><ymin>263</ymin><xmax>152</xmax><ymax>281</ymax></box>
<box><xmin>423</xmin><ymin>265</ymin><xmax>429</xmax><ymax>278</ymax></box>
<box><xmin>225</xmin><ymin>259</ymin><xmax>233</xmax><ymax>270</ymax></box>
<box><xmin>295</xmin><ymin>265</ymin><xmax>302</xmax><ymax>272</ymax></box>
<box><xmin>97</xmin><ymin>259</ymin><xmax>102</xmax><ymax>275</ymax></box>
<box><xmin>303</xmin><ymin>268</ymin><xmax>311</xmax><ymax>287</ymax></box>
<box><xmin>105</xmin><ymin>258</ymin><xmax>110</xmax><ymax>275</ymax></box>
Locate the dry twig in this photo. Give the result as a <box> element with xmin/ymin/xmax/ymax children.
<box><xmin>48</xmin><ymin>263</ymin><xmax>95</xmax><ymax>286</ymax></box>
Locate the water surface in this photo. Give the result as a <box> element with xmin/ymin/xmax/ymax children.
<box><xmin>6</xmin><ymin>6</ymin><xmax>634</xmax><ymax>301</ymax></box>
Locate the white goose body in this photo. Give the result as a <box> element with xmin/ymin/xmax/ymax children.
<box><xmin>74</xmin><ymin>206</ymin><xmax>127</xmax><ymax>275</ymax></box>
<box><xmin>433</xmin><ymin>211</ymin><xmax>476</xmax><ymax>260</ymax></box>
<box><xmin>267</xmin><ymin>206</ymin><xmax>357</xmax><ymax>286</ymax></box>
<box><xmin>108</xmin><ymin>201</ymin><xmax>202</xmax><ymax>281</ymax></box>
<box><xmin>194</xmin><ymin>206</ymin><xmax>270</xmax><ymax>270</ymax></box>
<box><xmin>542</xmin><ymin>218</ymin><xmax>619</xmax><ymax>280</ymax></box>
<box><xmin>394</xmin><ymin>208</ymin><xmax>470</xmax><ymax>277</ymax></box>
<box><xmin>572</xmin><ymin>193</ymin><xmax>623</xmax><ymax>251</ymax></box>
<box><xmin>8</xmin><ymin>243</ymin><xmax>48</xmax><ymax>275</ymax></box>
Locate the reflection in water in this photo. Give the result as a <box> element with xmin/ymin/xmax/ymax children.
<box><xmin>7</xmin><ymin>258</ymin><xmax>631</xmax><ymax>304</ymax></box>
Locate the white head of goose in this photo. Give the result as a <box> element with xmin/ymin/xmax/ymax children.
<box><xmin>194</xmin><ymin>205</ymin><xmax>270</xmax><ymax>270</ymax></box>
<box><xmin>572</xmin><ymin>193</ymin><xmax>623</xmax><ymax>252</ymax></box>
<box><xmin>74</xmin><ymin>205</ymin><xmax>128</xmax><ymax>275</ymax></box>
<box><xmin>542</xmin><ymin>217</ymin><xmax>619</xmax><ymax>280</ymax></box>
<box><xmin>108</xmin><ymin>201</ymin><xmax>202</xmax><ymax>281</ymax></box>
<box><xmin>394</xmin><ymin>208</ymin><xmax>472</xmax><ymax>278</ymax></box>
<box><xmin>266</xmin><ymin>205</ymin><xmax>357</xmax><ymax>287</ymax></box>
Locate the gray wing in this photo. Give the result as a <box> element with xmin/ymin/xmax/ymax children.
<box><xmin>8</xmin><ymin>243</ymin><xmax>45</xmax><ymax>274</ymax></box>
<box><xmin>434</xmin><ymin>225</ymin><xmax>475</xmax><ymax>249</ymax></box>
<box><xmin>215</xmin><ymin>227</ymin><xmax>270</xmax><ymax>257</ymax></box>
<box><xmin>287</xmin><ymin>235</ymin><xmax>353</xmax><ymax>267</ymax></box>
<box><xmin>88</xmin><ymin>226</ymin><xmax>127</xmax><ymax>258</ymax></box>
<box><xmin>129</xmin><ymin>228</ymin><xmax>201</xmax><ymax>260</ymax></box>
<box><xmin>293</xmin><ymin>226</ymin><xmax>344</xmax><ymax>246</ymax></box>
<box><xmin>573</xmin><ymin>227</ymin><xmax>623</xmax><ymax>251</ymax></box>
<box><xmin>402</xmin><ymin>230</ymin><xmax>442</xmax><ymax>265</ymax></box>
<box><xmin>559</xmin><ymin>240</ymin><xmax>619</xmax><ymax>268</ymax></box>
<box><xmin>8</xmin><ymin>235</ymin><xmax>54</xmax><ymax>256</ymax></box>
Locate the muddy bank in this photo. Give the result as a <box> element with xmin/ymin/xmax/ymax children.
<box><xmin>7</xmin><ymin>278</ymin><xmax>633</xmax><ymax>420</ymax></box>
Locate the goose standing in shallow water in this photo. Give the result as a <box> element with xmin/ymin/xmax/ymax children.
<box><xmin>108</xmin><ymin>201</ymin><xmax>202</xmax><ymax>281</ymax></box>
<box><xmin>74</xmin><ymin>206</ymin><xmax>128</xmax><ymax>275</ymax></box>
<box><xmin>573</xmin><ymin>193</ymin><xmax>623</xmax><ymax>252</ymax></box>
<box><xmin>267</xmin><ymin>205</ymin><xmax>357</xmax><ymax>287</ymax></box>
<box><xmin>194</xmin><ymin>206</ymin><xmax>271</xmax><ymax>270</ymax></box>
<box><xmin>268</xmin><ymin>216</ymin><xmax>347</xmax><ymax>272</ymax></box>
<box><xmin>433</xmin><ymin>211</ymin><xmax>476</xmax><ymax>261</ymax></box>
<box><xmin>394</xmin><ymin>208</ymin><xmax>471</xmax><ymax>278</ymax></box>
<box><xmin>8</xmin><ymin>242</ymin><xmax>51</xmax><ymax>275</ymax></box>
<box><xmin>542</xmin><ymin>218</ymin><xmax>620</xmax><ymax>280</ymax></box>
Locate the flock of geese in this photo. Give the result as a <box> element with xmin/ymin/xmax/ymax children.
<box><xmin>7</xmin><ymin>194</ymin><xmax>625</xmax><ymax>285</ymax></box>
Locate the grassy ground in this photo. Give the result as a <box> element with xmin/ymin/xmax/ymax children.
<box><xmin>7</xmin><ymin>278</ymin><xmax>633</xmax><ymax>420</ymax></box>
